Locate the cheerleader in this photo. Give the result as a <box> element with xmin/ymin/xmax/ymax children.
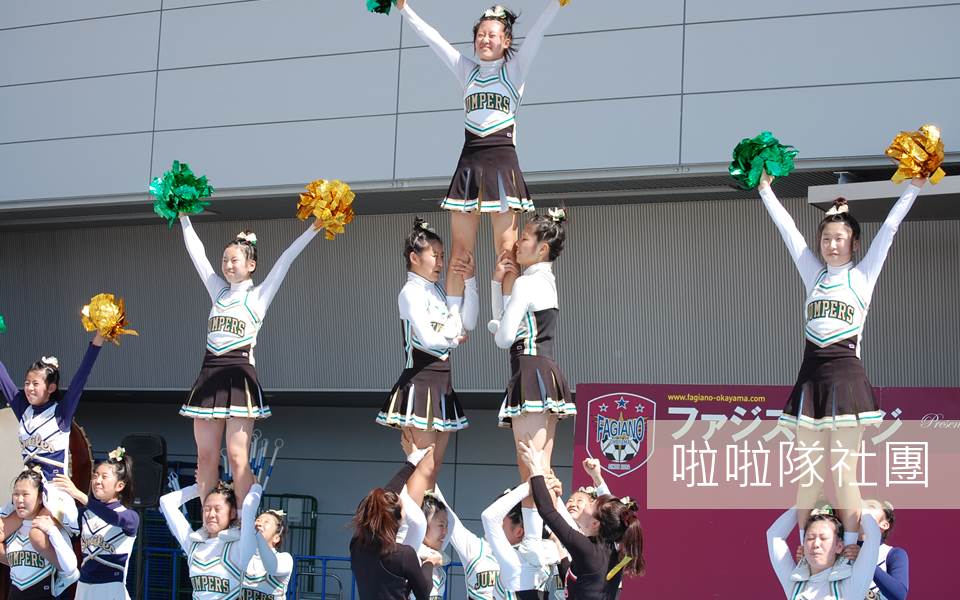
<box><xmin>757</xmin><ymin>171</ymin><xmax>926</xmax><ymax>543</ymax></box>
<box><xmin>0</xmin><ymin>468</ymin><xmax>79</xmax><ymax>600</ymax></box>
<box><xmin>178</xmin><ymin>214</ymin><xmax>319</xmax><ymax>506</ymax></box>
<box><xmin>826</xmin><ymin>500</ymin><xmax>908</xmax><ymax>600</ymax></box>
<box><xmin>768</xmin><ymin>508</ymin><xmax>881</xmax><ymax>600</ymax></box>
<box><xmin>377</xmin><ymin>219</ymin><xmax>478</xmax><ymax>497</ymax></box>
<box><xmin>489</xmin><ymin>210</ymin><xmax>574</xmax><ymax>492</ymax></box>
<box><xmin>159</xmin><ymin>480</ymin><xmax>262</xmax><ymax>599</ymax></box>
<box><xmin>0</xmin><ymin>332</ymin><xmax>105</xmax><ymax>557</ymax></box>
<box><xmin>51</xmin><ymin>447</ymin><xmax>138</xmax><ymax>600</ymax></box>
<box><xmin>481</xmin><ymin>480</ymin><xmax>562</xmax><ymax>599</ymax></box>
<box><xmin>393</xmin><ymin>0</ymin><xmax>571</xmax><ymax>302</ymax></box>
<box><xmin>519</xmin><ymin>441</ymin><xmax>644</xmax><ymax>599</ymax></box>
<box><xmin>240</xmin><ymin>508</ymin><xmax>292</xmax><ymax>600</ymax></box>
<box><xmin>350</xmin><ymin>441</ymin><xmax>434</xmax><ymax>600</ymax></box>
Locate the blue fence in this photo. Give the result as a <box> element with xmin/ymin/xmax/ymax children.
<box><xmin>141</xmin><ymin>547</ymin><xmax>464</xmax><ymax>600</ymax></box>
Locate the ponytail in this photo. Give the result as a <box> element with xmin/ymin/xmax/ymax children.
<box><xmin>353</xmin><ymin>488</ymin><xmax>401</xmax><ymax>555</ymax></box>
<box><xmin>596</xmin><ymin>495</ymin><xmax>645</xmax><ymax>578</ymax></box>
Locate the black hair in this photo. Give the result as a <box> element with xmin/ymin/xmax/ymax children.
<box><xmin>528</xmin><ymin>208</ymin><xmax>567</xmax><ymax>261</ymax></box>
<box><xmin>864</xmin><ymin>499</ymin><xmax>896</xmax><ymax>542</ymax></box>
<box><xmin>804</xmin><ymin>512</ymin><xmax>845</xmax><ymax>545</ymax></box>
<box><xmin>208</xmin><ymin>481</ymin><xmax>238</xmax><ymax>514</ymax></box>
<box><xmin>497</xmin><ymin>488</ymin><xmax>523</xmax><ymax>527</ymax></box>
<box><xmin>473</xmin><ymin>6</ymin><xmax>519</xmax><ymax>60</ymax></box>
<box><xmin>14</xmin><ymin>467</ymin><xmax>44</xmax><ymax>492</ymax></box>
<box><xmin>404</xmin><ymin>218</ymin><xmax>443</xmax><ymax>269</ymax></box>
<box><xmin>225</xmin><ymin>231</ymin><xmax>258</xmax><ymax>268</ymax></box>
<box><xmin>99</xmin><ymin>453</ymin><xmax>135</xmax><ymax>506</ymax></box>
<box><xmin>26</xmin><ymin>357</ymin><xmax>61</xmax><ymax>400</ymax></box>
<box><xmin>594</xmin><ymin>495</ymin><xmax>645</xmax><ymax>577</ymax></box>
<box><xmin>817</xmin><ymin>198</ymin><xmax>861</xmax><ymax>243</ymax></box>
<box><xmin>422</xmin><ymin>494</ymin><xmax>448</xmax><ymax>523</ymax></box>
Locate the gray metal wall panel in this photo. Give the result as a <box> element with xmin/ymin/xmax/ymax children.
<box><xmin>150</xmin><ymin>115</ymin><xmax>397</xmax><ymax>188</ymax></box>
<box><xmin>154</xmin><ymin>50</ymin><xmax>399</xmax><ymax>130</ymax></box>
<box><xmin>399</xmin><ymin>0</ymin><xmax>682</xmax><ymax>46</ymax></box>
<box><xmin>0</xmin><ymin>73</ymin><xmax>156</xmax><ymax>143</ymax></box>
<box><xmin>680</xmin><ymin>79</ymin><xmax>960</xmax><ymax>165</ymax></box>
<box><xmin>0</xmin><ymin>133</ymin><xmax>153</xmax><ymax>203</ymax></box>
<box><xmin>0</xmin><ymin>12</ymin><xmax>160</xmax><ymax>86</ymax></box>
<box><xmin>157</xmin><ymin>0</ymin><xmax>401</xmax><ymax>69</ymax></box>
<box><xmin>2</xmin><ymin>199</ymin><xmax>957</xmax><ymax>390</ymax></box>
<box><xmin>1</xmin><ymin>0</ymin><xmax>160</xmax><ymax>29</ymax></box>
<box><xmin>685</xmin><ymin>0</ymin><xmax>958</xmax><ymax>22</ymax></box>
<box><xmin>684</xmin><ymin>6</ymin><xmax>960</xmax><ymax>93</ymax></box>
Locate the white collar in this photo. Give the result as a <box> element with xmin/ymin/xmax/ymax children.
<box><xmin>406</xmin><ymin>271</ymin><xmax>440</xmax><ymax>288</ymax></box>
<box><xmin>477</xmin><ymin>57</ymin><xmax>505</xmax><ymax>69</ymax></box>
<box><xmin>189</xmin><ymin>525</ymin><xmax>241</xmax><ymax>544</ymax></box>
<box><xmin>523</xmin><ymin>262</ymin><xmax>553</xmax><ymax>276</ymax></box>
<box><xmin>230</xmin><ymin>279</ymin><xmax>255</xmax><ymax>292</ymax></box>
<box><xmin>825</xmin><ymin>261</ymin><xmax>853</xmax><ymax>276</ymax></box>
<box><xmin>791</xmin><ymin>557</ymin><xmax>852</xmax><ymax>582</ymax></box>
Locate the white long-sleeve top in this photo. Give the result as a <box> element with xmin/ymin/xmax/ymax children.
<box><xmin>758</xmin><ymin>184</ymin><xmax>921</xmax><ymax>355</ymax></box>
<box><xmin>398</xmin><ymin>273</ymin><xmax>477</xmax><ymax>366</ymax></box>
<box><xmin>400</xmin><ymin>0</ymin><xmax>561</xmax><ymax>139</ymax></box>
<box><xmin>481</xmin><ymin>483</ymin><xmax>554</xmax><ymax>592</ymax></box>
<box><xmin>180</xmin><ymin>216</ymin><xmax>318</xmax><ymax>357</ymax></box>
<box><xmin>159</xmin><ymin>483</ymin><xmax>261</xmax><ymax>600</ymax></box>
<box><xmin>490</xmin><ymin>262</ymin><xmax>558</xmax><ymax>349</ymax></box>
<box><xmin>431</xmin><ymin>487</ymin><xmax>502</xmax><ymax>600</ymax></box>
<box><xmin>241</xmin><ymin>533</ymin><xmax>294</xmax><ymax>600</ymax></box>
<box><xmin>3</xmin><ymin>519</ymin><xmax>78</xmax><ymax>595</ymax></box>
<box><xmin>767</xmin><ymin>510</ymin><xmax>881</xmax><ymax>600</ymax></box>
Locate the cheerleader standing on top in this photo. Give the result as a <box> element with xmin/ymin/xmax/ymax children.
<box><xmin>0</xmin><ymin>468</ymin><xmax>79</xmax><ymax>600</ymax></box>
<box><xmin>488</xmin><ymin>211</ymin><xmax>574</xmax><ymax>494</ymax></box>
<box><xmin>178</xmin><ymin>214</ymin><xmax>320</xmax><ymax>507</ymax></box>
<box><xmin>756</xmin><ymin>171</ymin><xmax>926</xmax><ymax>545</ymax></box>
<box><xmin>0</xmin><ymin>332</ymin><xmax>105</xmax><ymax>556</ymax></box>
<box><xmin>159</xmin><ymin>480</ymin><xmax>262</xmax><ymax>599</ymax></box>
<box><xmin>393</xmin><ymin>0</ymin><xmax>571</xmax><ymax>311</ymax></box>
<box><xmin>240</xmin><ymin>508</ymin><xmax>293</xmax><ymax>600</ymax></box>
<box><xmin>377</xmin><ymin>220</ymin><xmax>478</xmax><ymax>498</ymax></box>
<box><xmin>52</xmin><ymin>448</ymin><xmax>138</xmax><ymax>600</ymax></box>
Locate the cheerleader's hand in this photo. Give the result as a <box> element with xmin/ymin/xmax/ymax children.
<box><xmin>493</xmin><ymin>251</ymin><xmax>519</xmax><ymax>284</ymax></box>
<box><xmin>582</xmin><ymin>458</ymin><xmax>604</xmax><ymax>485</ymax></box>
<box><xmin>842</xmin><ymin>544</ymin><xmax>860</xmax><ymax>561</ymax></box>
<box><xmin>396</xmin><ymin>0</ymin><xmax>406</xmax><ymax>9</ymax></box>
<box><xmin>794</xmin><ymin>545</ymin><xmax>803</xmax><ymax>564</ymax></box>
<box><xmin>52</xmin><ymin>474</ymin><xmax>84</xmax><ymax>502</ymax></box>
<box><xmin>759</xmin><ymin>169</ymin><xmax>774</xmax><ymax>189</ymax></box>
<box><xmin>545</xmin><ymin>472</ymin><xmax>563</xmax><ymax>498</ymax></box>
<box><xmin>912</xmin><ymin>176</ymin><xmax>927</xmax><ymax>188</ymax></box>
<box><xmin>31</xmin><ymin>515</ymin><xmax>56</xmax><ymax>534</ymax></box>
<box><xmin>420</xmin><ymin>548</ymin><xmax>443</xmax><ymax>567</ymax></box>
<box><xmin>450</xmin><ymin>251</ymin><xmax>476</xmax><ymax>281</ymax></box>
<box><xmin>92</xmin><ymin>332</ymin><xmax>105</xmax><ymax>347</ymax></box>
<box><xmin>401</xmin><ymin>430</ymin><xmax>434</xmax><ymax>466</ymax></box>
<box><xmin>518</xmin><ymin>439</ymin><xmax>545</xmax><ymax>477</ymax></box>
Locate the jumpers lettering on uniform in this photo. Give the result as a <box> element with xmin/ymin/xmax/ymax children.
<box><xmin>806</xmin><ymin>299</ymin><xmax>856</xmax><ymax>324</ymax></box>
<box><xmin>207</xmin><ymin>316</ymin><xmax>247</xmax><ymax>337</ymax></box>
<box><xmin>191</xmin><ymin>575</ymin><xmax>232</xmax><ymax>593</ymax></box>
<box><xmin>239</xmin><ymin>588</ymin><xmax>275</xmax><ymax>600</ymax></box>
<box><xmin>465</xmin><ymin>92</ymin><xmax>511</xmax><ymax>114</ymax></box>
<box><xmin>7</xmin><ymin>551</ymin><xmax>46</xmax><ymax>568</ymax></box>
<box><xmin>474</xmin><ymin>570</ymin><xmax>498</xmax><ymax>589</ymax></box>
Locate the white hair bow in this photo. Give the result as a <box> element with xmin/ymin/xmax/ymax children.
<box><xmin>40</xmin><ymin>356</ymin><xmax>59</xmax><ymax>369</ymax></box>
<box><xmin>236</xmin><ymin>232</ymin><xmax>258</xmax><ymax>245</ymax></box>
<box><xmin>484</xmin><ymin>5</ymin><xmax>507</xmax><ymax>18</ymax></box>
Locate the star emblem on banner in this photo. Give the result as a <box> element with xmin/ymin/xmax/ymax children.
<box><xmin>599</xmin><ymin>403</ymin><xmax>609</xmax><ymax>413</ymax></box>
<box><xmin>615</xmin><ymin>397</ymin><xmax>629</xmax><ymax>410</ymax></box>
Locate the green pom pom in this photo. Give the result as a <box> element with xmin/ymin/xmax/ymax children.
<box><xmin>728</xmin><ymin>131</ymin><xmax>798</xmax><ymax>190</ymax></box>
<box><xmin>149</xmin><ymin>160</ymin><xmax>214</xmax><ymax>228</ymax></box>
<box><xmin>0</xmin><ymin>314</ymin><xmax>6</xmax><ymax>334</ymax></box>
<box><xmin>366</xmin><ymin>0</ymin><xmax>396</xmax><ymax>15</ymax></box>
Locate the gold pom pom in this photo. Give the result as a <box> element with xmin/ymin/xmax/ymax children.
<box><xmin>296</xmin><ymin>179</ymin><xmax>356</xmax><ymax>241</ymax></box>
<box><xmin>885</xmin><ymin>124</ymin><xmax>946</xmax><ymax>184</ymax></box>
<box><xmin>81</xmin><ymin>293</ymin><xmax>139</xmax><ymax>345</ymax></box>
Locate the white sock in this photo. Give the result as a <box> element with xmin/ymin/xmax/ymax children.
<box><xmin>447</xmin><ymin>298</ymin><xmax>462</xmax><ymax>313</ymax></box>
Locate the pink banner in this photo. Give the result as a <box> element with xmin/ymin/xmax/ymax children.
<box><xmin>573</xmin><ymin>383</ymin><xmax>959</xmax><ymax>598</ymax></box>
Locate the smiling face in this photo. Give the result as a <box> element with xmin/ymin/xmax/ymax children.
<box><xmin>803</xmin><ymin>520</ymin><xmax>844</xmax><ymax>574</ymax></box>
<box><xmin>23</xmin><ymin>370</ymin><xmax>56</xmax><ymax>407</ymax></box>
<box><xmin>91</xmin><ymin>463</ymin><xmax>125</xmax><ymax>503</ymax></box>
<box><xmin>423</xmin><ymin>510</ymin><xmax>448</xmax><ymax>551</ymax></box>
<box><xmin>565</xmin><ymin>491</ymin><xmax>594</xmax><ymax>521</ymax></box>
<box><xmin>409</xmin><ymin>240</ymin><xmax>444</xmax><ymax>283</ymax></box>
<box><xmin>221</xmin><ymin>245</ymin><xmax>256</xmax><ymax>284</ymax></box>
<box><xmin>573</xmin><ymin>496</ymin><xmax>600</xmax><ymax>536</ymax></box>
<box><xmin>12</xmin><ymin>479</ymin><xmax>41</xmax><ymax>519</ymax></box>
<box><xmin>474</xmin><ymin>19</ymin><xmax>511</xmax><ymax>61</ymax></box>
<box><xmin>819</xmin><ymin>222</ymin><xmax>858</xmax><ymax>267</ymax></box>
<box><xmin>202</xmin><ymin>492</ymin><xmax>237</xmax><ymax>536</ymax></box>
